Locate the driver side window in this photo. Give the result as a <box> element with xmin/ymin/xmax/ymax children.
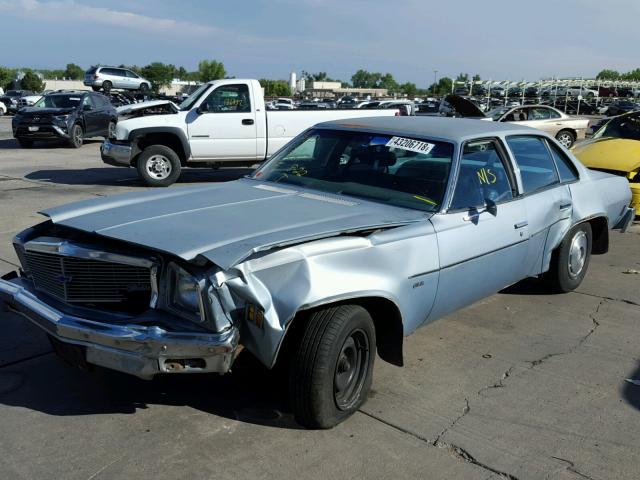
<box><xmin>201</xmin><ymin>84</ymin><xmax>251</xmax><ymax>113</ymax></box>
<box><xmin>450</xmin><ymin>139</ymin><xmax>514</xmax><ymax>210</ymax></box>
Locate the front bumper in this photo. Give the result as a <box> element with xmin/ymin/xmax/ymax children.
<box><xmin>101</xmin><ymin>139</ymin><xmax>133</xmax><ymax>167</ymax></box>
<box><xmin>0</xmin><ymin>276</ymin><xmax>239</xmax><ymax>379</ymax></box>
<box><xmin>14</xmin><ymin>124</ymin><xmax>69</xmax><ymax>139</ymax></box>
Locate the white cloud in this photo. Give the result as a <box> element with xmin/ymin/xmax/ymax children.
<box><xmin>0</xmin><ymin>0</ymin><xmax>217</xmax><ymax>36</ymax></box>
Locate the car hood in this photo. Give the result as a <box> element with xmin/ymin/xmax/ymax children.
<box><xmin>40</xmin><ymin>179</ymin><xmax>427</xmax><ymax>269</ymax></box>
<box><xmin>444</xmin><ymin>95</ymin><xmax>487</xmax><ymax>118</ymax></box>
<box><xmin>116</xmin><ymin>100</ymin><xmax>179</xmax><ymax>115</ymax></box>
<box><xmin>572</xmin><ymin>137</ymin><xmax>640</xmax><ymax>173</ymax></box>
<box><xmin>18</xmin><ymin>107</ymin><xmax>76</xmax><ymax>116</ymax></box>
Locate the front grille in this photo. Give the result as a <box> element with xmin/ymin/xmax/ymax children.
<box><xmin>24</xmin><ymin>250</ymin><xmax>151</xmax><ymax>304</ymax></box>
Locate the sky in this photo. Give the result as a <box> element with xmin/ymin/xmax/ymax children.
<box><xmin>0</xmin><ymin>0</ymin><xmax>638</xmax><ymax>86</ymax></box>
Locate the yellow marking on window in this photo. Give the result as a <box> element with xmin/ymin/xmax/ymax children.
<box><xmin>413</xmin><ymin>195</ymin><xmax>437</xmax><ymax>205</ymax></box>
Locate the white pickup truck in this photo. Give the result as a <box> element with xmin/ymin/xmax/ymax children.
<box><xmin>101</xmin><ymin>79</ymin><xmax>405</xmax><ymax>186</ymax></box>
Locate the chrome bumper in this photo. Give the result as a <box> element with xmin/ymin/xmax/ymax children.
<box><xmin>101</xmin><ymin>139</ymin><xmax>133</xmax><ymax>167</ymax></box>
<box><xmin>0</xmin><ymin>276</ymin><xmax>239</xmax><ymax>379</ymax></box>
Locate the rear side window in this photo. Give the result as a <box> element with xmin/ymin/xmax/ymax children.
<box><xmin>86</xmin><ymin>67</ymin><xmax>97</xmax><ymax>74</ymax></box>
<box><xmin>547</xmin><ymin>141</ymin><xmax>579</xmax><ymax>182</ymax></box>
<box><xmin>506</xmin><ymin>136</ymin><xmax>559</xmax><ymax>194</ymax></box>
<box><xmin>450</xmin><ymin>139</ymin><xmax>514</xmax><ymax>210</ymax></box>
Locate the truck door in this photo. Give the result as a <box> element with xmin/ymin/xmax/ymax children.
<box><xmin>187</xmin><ymin>83</ymin><xmax>258</xmax><ymax>160</ymax></box>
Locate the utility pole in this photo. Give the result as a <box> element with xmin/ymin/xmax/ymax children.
<box><xmin>433</xmin><ymin>70</ymin><xmax>438</xmax><ymax>95</ymax></box>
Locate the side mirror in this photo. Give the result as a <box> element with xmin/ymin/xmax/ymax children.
<box><xmin>83</xmin><ymin>104</ymin><xmax>93</xmax><ymax>111</ymax></box>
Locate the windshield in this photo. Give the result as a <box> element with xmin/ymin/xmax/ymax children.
<box><xmin>487</xmin><ymin>107</ymin><xmax>510</xmax><ymax>121</ymax></box>
<box><xmin>594</xmin><ymin>112</ymin><xmax>640</xmax><ymax>141</ymax></box>
<box><xmin>253</xmin><ymin>129</ymin><xmax>454</xmax><ymax>212</ymax></box>
<box><xmin>6</xmin><ymin>91</ymin><xmax>21</xmax><ymax>97</ymax></box>
<box><xmin>178</xmin><ymin>84</ymin><xmax>210</xmax><ymax>110</ymax></box>
<box><xmin>34</xmin><ymin>94</ymin><xmax>82</xmax><ymax>109</ymax></box>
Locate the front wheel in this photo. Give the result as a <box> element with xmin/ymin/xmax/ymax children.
<box><xmin>555</xmin><ymin>130</ymin><xmax>575</xmax><ymax>148</ymax></box>
<box><xmin>289</xmin><ymin>305</ymin><xmax>375</xmax><ymax>429</ymax></box>
<box><xmin>139</xmin><ymin>83</ymin><xmax>149</xmax><ymax>92</ymax></box>
<box><xmin>136</xmin><ymin>145</ymin><xmax>181</xmax><ymax>187</ymax></box>
<box><xmin>68</xmin><ymin>124</ymin><xmax>83</xmax><ymax>148</ymax></box>
<box><xmin>543</xmin><ymin>222</ymin><xmax>592</xmax><ymax>293</ymax></box>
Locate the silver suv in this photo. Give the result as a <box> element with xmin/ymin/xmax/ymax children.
<box><xmin>84</xmin><ymin>66</ymin><xmax>151</xmax><ymax>93</ymax></box>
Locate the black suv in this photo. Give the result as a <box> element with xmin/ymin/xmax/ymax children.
<box><xmin>12</xmin><ymin>91</ymin><xmax>117</xmax><ymax>148</ymax></box>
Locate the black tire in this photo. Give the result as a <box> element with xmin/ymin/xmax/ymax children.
<box><xmin>544</xmin><ymin>222</ymin><xmax>592</xmax><ymax>293</ymax></box>
<box><xmin>555</xmin><ymin>129</ymin><xmax>575</xmax><ymax>148</ymax></box>
<box><xmin>102</xmin><ymin>81</ymin><xmax>112</xmax><ymax>94</ymax></box>
<box><xmin>106</xmin><ymin>121</ymin><xmax>116</xmax><ymax>139</ymax></box>
<box><xmin>289</xmin><ymin>305</ymin><xmax>375</xmax><ymax>429</ymax></box>
<box><xmin>68</xmin><ymin>124</ymin><xmax>83</xmax><ymax>148</ymax></box>
<box><xmin>17</xmin><ymin>138</ymin><xmax>33</xmax><ymax>148</ymax></box>
<box><xmin>91</xmin><ymin>86</ymin><xmax>101</xmax><ymax>92</ymax></box>
<box><xmin>140</xmin><ymin>83</ymin><xmax>149</xmax><ymax>92</ymax></box>
<box><xmin>136</xmin><ymin>145</ymin><xmax>181</xmax><ymax>187</ymax></box>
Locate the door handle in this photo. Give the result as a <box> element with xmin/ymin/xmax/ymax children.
<box><xmin>242</xmin><ymin>119</ymin><xmax>254</xmax><ymax>125</ymax></box>
<box><xmin>514</xmin><ymin>221</ymin><xmax>528</xmax><ymax>229</ymax></box>
<box><xmin>559</xmin><ymin>202</ymin><xmax>572</xmax><ymax>210</ymax></box>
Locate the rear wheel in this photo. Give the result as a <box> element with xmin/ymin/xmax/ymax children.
<box><xmin>544</xmin><ymin>222</ymin><xmax>592</xmax><ymax>292</ymax></box>
<box><xmin>289</xmin><ymin>305</ymin><xmax>375</xmax><ymax>429</ymax></box>
<box><xmin>17</xmin><ymin>138</ymin><xmax>33</xmax><ymax>148</ymax></box>
<box><xmin>136</xmin><ymin>145</ymin><xmax>181</xmax><ymax>187</ymax></box>
<box><xmin>555</xmin><ymin>130</ymin><xmax>575</xmax><ymax>148</ymax></box>
<box><xmin>102</xmin><ymin>81</ymin><xmax>112</xmax><ymax>94</ymax></box>
<box><xmin>68</xmin><ymin>124</ymin><xmax>83</xmax><ymax>148</ymax></box>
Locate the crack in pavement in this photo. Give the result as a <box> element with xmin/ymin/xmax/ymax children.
<box><xmin>432</xmin><ymin>441</ymin><xmax>520</xmax><ymax>480</ymax></box>
<box><xmin>477</xmin><ymin>367</ymin><xmax>514</xmax><ymax>396</ymax></box>
<box><xmin>574</xmin><ymin>290</ymin><xmax>640</xmax><ymax>308</ymax></box>
<box><xmin>549</xmin><ymin>456</ymin><xmax>597</xmax><ymax>480</ymax></box>
<box><xmin>431</xmin><ymin>397</ymin><xmax>470</xmax><ymax>446</ymax></box>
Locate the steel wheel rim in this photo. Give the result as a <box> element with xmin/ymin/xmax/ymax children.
<box><xmin>146</xmin><ymin>155</ymin><xmax>172</xmax><ymax>180</ymax></box>
<box><xmin>558</xmin><ymin>133</ymin><xmax>572</xmax><ymax>147</ymax></box>
<box><xmin>334</xmin><ymin>328</ymin><xmax>369</xmax><ymax>410</ymax></box>
<box><xmin>568</xmin><ymin>230</ymin><xmax>588</xmax><ymax>278</ymax></box>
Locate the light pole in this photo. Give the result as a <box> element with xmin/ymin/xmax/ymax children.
<box><xmin>433</xmin><ymin>70</ymin><xmax>438</xmax><ymax>95</ymax></box>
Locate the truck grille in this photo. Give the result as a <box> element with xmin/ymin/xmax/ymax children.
<box><xmin>24</xmin><ymin>250</ymin><xmax>151</xmax><ymax>304</ymax></box>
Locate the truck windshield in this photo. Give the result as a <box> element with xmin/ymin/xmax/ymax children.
<box><xmin>253</xmin><ymin>129</ymin><xmax>454</xmax><ymax>212</ymax></box>
<box><xmin>179</xmin><ymin>84</ymin><xmax>210</xmax><ymax>111</ymax></box>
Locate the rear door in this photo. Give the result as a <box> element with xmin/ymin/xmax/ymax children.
<box><xmin>519</xmin><ymin>106</ymin><xmax>562</xmax><ymax>135</ymax></box>
<box><xmin>504</xmin><ymin>135</ymin><xmax>573</xmax><ymax>276</ymax></box>
<box><xmin>187</xmin><ymin>83</ymin><xmax>257</xmax><ymax>160</ymax></box>
<box><xmin>429</xmin><ymin>138</ymin><xmax>530</xmax><ymax>320</ymax></box>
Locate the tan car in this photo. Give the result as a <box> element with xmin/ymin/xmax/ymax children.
<box><xmin>445</xmin><ymin>96</ymin><xmax>590</xmax><ymax>148</ymax></box>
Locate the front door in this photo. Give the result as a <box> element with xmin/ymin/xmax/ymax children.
<box><xmin>187</xmin><ymin>83</ymin><xmax>257</xmax><ymax>160</ymax></box>
<box><xmin>81</xmin><ymin>95</ymin><xmax>99</xmax><ymax>136</ymax></box>
<box><xmin>429</xmin><ymin>138</ymin><xmax>530</xmax><ymax>320</ymax></box>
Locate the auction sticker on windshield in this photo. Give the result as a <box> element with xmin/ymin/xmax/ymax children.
<box><xmin>386</xmin><ymin>137</ymin><xmax>435</xmax><ymax>155</ymax></box>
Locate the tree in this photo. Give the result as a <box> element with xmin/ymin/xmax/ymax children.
<box><xmin>259</xmin><ymin>79</ymin><xmax>291</xmax><ymax>97</ymax></box>
<box><xmin>198</xmin><ymin>60</ymin><xmax>226</xmax><ymax>83</ymax></box>
<box><xmin>596</xmin><ymin>69</ymin><xmax>620</xmax><ymax>80</ymax></box>
<box><xmin>20</xmin><ymin>71</ymin><xmax>44</xmax><ymax>92</ymax></box>
<box><xmin>0</xmin><ymin>67</ymin><xmax>16</xmax><ymax>89</ymax></box>
<box><xmin>455</xmin><ymin>73</ymin><xmax>469</xmax><ymax>83</ymax></box>
<box><xmin>140</xmin><ymin>62</ymin><xmax>176</xmax><ymax>91</ymax></box>
<box><xmin>428</xmin><ymin>77</ymin><xmax>453</xmax><ymax>95</ymax></box>
<box><xmin>379</xmin><ymin>73</ymin><xmax>398</xmax><ymax>91</ymax></box>
<box><xmin>400</xmin><ymin>82</ymin><xmax>418</xmax><ymax>97</ymax></box>
<box><xmin>64</xmin><ymin>63</ymin><xmax>84</xmax><ymax>80</ymax></box>
<box><xmin>351</xmin><ymin>70</ymin><xmax>382</xmax><ymax>88</ymax></box>
<box><xmin>472</xmin><ymin>74</ymin><xmax>481</xmax><ymax>82</ymax></box>
<box><xmin>176</xmin><ymin>66</ymin><xmax>188</xmax><ymax>81</ymax></box>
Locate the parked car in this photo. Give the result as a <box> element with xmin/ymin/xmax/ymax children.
<box><xmin>0</xmin><ymin>90</ymin><xmax>35</xmax><ymax>114</ymax></box>
<box><xmin>83</xmin><ymin>66</ymin><xmax>152</xmax><ymax>94</ymax></box>
<box><xmin>572</xmin><ymin>111</ymin><xmax>640</xmax><ymax>209</ymax></box>
<box><xmin>12</xmin><ymin>91</ymin><xmax>117</xmax><ymax>148</ymax></box>
<box><xmin>0</xmin><ymin>116</ymin><xmax>633</xmax><ymax>429</ymax></box>
<box><xmin>561</xmin><ymin>100</ymin><xmax>599</xmax><ymax>115</ymax></box>
<box><xmin>602</xmin><ymin>100</ymin><xmax>640</xmax><ymax>117</ymax></box>
<box><xmin>101</xmin><ymin>79</ymin><xmax>405</xmax><ymax>186</ymax></box>
<box><xmin>448</xmin><ymin>96</ymin><xmax>589</xmax><ymax>148</ymax></box>
<box><xmin>273</xmin><ymin>98</ymin><xmax>295</xmax><ymax>110</ymax></box>
<box><xmin>556</xmin><ymin>86</ymin><xmax>599</xmax><ymax>98</ymax></box>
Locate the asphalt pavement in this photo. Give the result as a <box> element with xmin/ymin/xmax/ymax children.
<box><xmin>0</xmin><ymin>116</ymin><xmax>638</xmax><ymax>480</ymax></box>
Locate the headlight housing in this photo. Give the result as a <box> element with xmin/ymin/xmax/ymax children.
<box><xmin>53</xmin><ymin>114</ymin><xmax>69</xmax><ymax>123</ymax></box>
<box><xmin>166</xmin><ymin>263</ymin><xmax>205</xmax><ymax>324</ymax></box>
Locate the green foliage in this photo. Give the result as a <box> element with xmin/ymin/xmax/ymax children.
<box><xmin>621</xmin><ymin>68</ymin><xmax>640</xmax><ymax>81</ymax></box>
<box><xmin>596</xmin><ymin>69</ymin><xmax>620</xmax><ymax>80</ymax></box>
<box><xmin>198</xmin><ymin>60</ymin><xmax>226</xmax><ymax>83</ymax></box>
<box><xmin>64</xmin><ymin>63</ymin><xmax>84</xmax><ymax>80</ymax></box>
<box><xmin>0</xmin><ymin>66</ymin><xmax>16</xmax><ymax>90</ymax></box>
<box><xmin>140</xmin><ymin>62</ymin><xmax>176</xmax><ymax>91</ymax></box>
<box><xmin>20</xmin><ymin>71</ymin><xmax>44</xmax><ymax>92</ymax></box>
<box><xmin>428</xmin><ymin>77</ymin><xmax>453</xmax><ymax>95</ymax></box>
<box><xmin>399</xmin><ymin>82</ymin><xmax>418</xmax><ymax>97</ymax></box>
<box><xmin>351</xmin><ymin>70</ymin><xmax>401</xmax><ymax>92</ymax></box>
<box><xmin>455</xmin><ymin>73</ymin><xmax>469</xmax><ymax>82</ymax></box>
<box><xmin>260</xmin><ymin>79</ymin><xmax>291</xmax><ymax>97</ymax></box>
<box><xmin>472</xmin><ymin>74</ymin><xmax>481</xmax><ymax>82</ymax></box>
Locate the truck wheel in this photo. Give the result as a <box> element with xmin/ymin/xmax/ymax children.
<box><xmin>68</xmin><ymin>124</ymin><xmax>84</xmax><ymax>148</ymax></box>
<box><xmin>17</xmin><ymin>138</ymin><xmax>33</xmax><ymax>148</ymax></box>
<box><xmin>543</xmin><ymin>222</ymin><xmax>592</xmax><ymax>293</ymax></box>
<box><xmin>289</xmin><ymin>305</ymin><xmax>375</xmax><ymax>429</ymax></box>
<box><xmin>136</xmin><ymin>145</ymin><xmax>181</xmax><ymax>187</ymax></box>
<box><xmin>102</xmin><ymin>81</ymin><xmax>112</xmax><ymax>94</ymax></box>
<box><xmin>106</xmin><ymin>121</ymin><xmax>116</xmax><ymax>139</ymax></box>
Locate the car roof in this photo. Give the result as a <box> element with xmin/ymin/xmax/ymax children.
<box><xmin>314</xmin><ymin>116</ymin><xmax>541</xmax><ymax>142</ymax></box>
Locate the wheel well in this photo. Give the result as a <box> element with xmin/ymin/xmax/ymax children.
<box><xmin>586</xmin><ymin>216</ymin><xmax>608</xmax><ymax>254</ymax></box>
<box><xmin>133</xmin><ymin>133</ymin><xmax>187</xmax><ymax>165</ymax></box>
<box><xmin>557</xmin><ymin>128</ymin><xmax>576</xmax><ymax>139</ymax></box>
<box><xmin>279</xmin><ymin>297</ymin><xmax>404</xmax><ymax>369</ymax></box>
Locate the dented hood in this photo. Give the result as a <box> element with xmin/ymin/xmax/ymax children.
<box><xmin>41</xmin><ymin>179</ymin><xmax>426</xmax><ymax>269</ymax></box>
<box><xmin>572</xmin><ymin>137</ymin><xmax>640</xmax><ymax>173</ymax></box>
<box><xmin>116</xmin><ymin>100</ymin><xmax>179</xmax><ymax>115</ymax></box>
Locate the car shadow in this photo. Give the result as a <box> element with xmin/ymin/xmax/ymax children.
<box><xmin>499</xmin><ymin>277</ymin><xmax>554</xmax><ymax>296</ymax></box>
<box><xmin>622</xmin><ymin>362</ymin><xmax>640</xmax><ymax>412</ymax></box>
<box><xmin>0</xmin><ymin>350</ymin><xmax>303</xmax><ymax>429</ymax></box>
<box><xmin>0</xmin><ymin>138</ymin><xmax>103</xmax><ymax>150</ymax></box>
<box><xmin>25</xmin><ymin>167</ymin><xmax>254</xmax><ymax>187</ymax></box>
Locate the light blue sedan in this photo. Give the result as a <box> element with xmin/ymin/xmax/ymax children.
<box><xmin>0</xmin><ymin>116</ymin><xmax>634</xmax><ymax>429</ymax></box>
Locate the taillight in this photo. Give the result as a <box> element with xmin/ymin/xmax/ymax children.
<box><xmin>94</xmin><ymin>74</ymin><xmax>99</xmax><ymax>79</ymax></box>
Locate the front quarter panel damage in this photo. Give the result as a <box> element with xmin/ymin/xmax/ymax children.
<box><xmin>211</xmin><ymin>222</ymin><xmax>440</xmax><ymax>368</ymax></box>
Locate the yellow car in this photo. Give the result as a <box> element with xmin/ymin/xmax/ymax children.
<box><xmin>572</xmin><ymin>111</ymin><xmax>640</xmax><ymax>210</ymax></box>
